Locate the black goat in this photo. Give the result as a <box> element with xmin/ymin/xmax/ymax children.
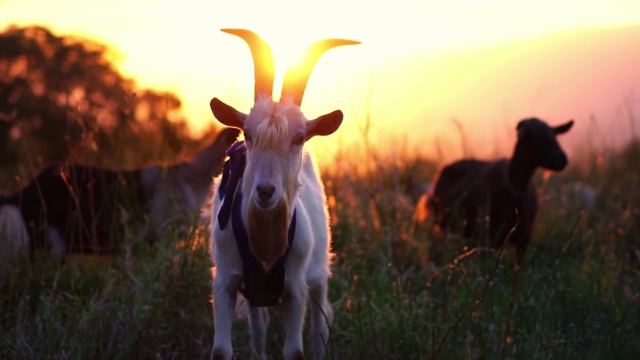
<box><xmin>426</xmin><ymin>118</ymin><xmax>573</xmax><ymax>266</ymax></box>
<box><xmin>0</xmin><ymin>128</ymin><xmax>239</xmax><ymax>255</ymax></box>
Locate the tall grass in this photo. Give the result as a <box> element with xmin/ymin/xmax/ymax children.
<box><xmin>1</xmin><ymin>129</ymin><xmax>639</xmax><ymax>359</ymax></box>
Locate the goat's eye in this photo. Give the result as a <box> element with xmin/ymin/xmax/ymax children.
<box><xmin>292</xmin><ymin>133</ymin><xmax>305</xmax><ymax>146</ymax></box>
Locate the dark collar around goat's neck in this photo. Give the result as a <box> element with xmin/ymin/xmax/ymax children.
<box><xmin>217</xmin><ymin>141</ymin><xmax>297</xmax><ymax>307</ymax></box>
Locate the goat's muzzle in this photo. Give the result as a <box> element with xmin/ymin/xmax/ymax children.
<box><xmin>544</xmin><ymin>151</ymin><xmax>569</xmax><ymax>171</ymax></box>
<box><xmin>256</xmin><ymin>184</ymin><xmax>276</xmax><ymax>208</ymax></box>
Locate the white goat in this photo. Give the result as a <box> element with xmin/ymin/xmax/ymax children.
<box><xmin>209</xmin><ymin>29</ymin><xmax>358</xmax><ymax>360</ymax></box>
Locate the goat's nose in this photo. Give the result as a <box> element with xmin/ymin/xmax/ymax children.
<box><xmin>256</xmin><ymin>184</ymin><xmax>275</xmax><ymax>202</ymax></box>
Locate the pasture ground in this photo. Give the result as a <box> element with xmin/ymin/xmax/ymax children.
<box><xmin>1</xmin><ymin>139</ymin><xmax>638</xmax><ymax>359</ymax></box>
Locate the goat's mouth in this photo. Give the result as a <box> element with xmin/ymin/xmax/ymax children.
<box><xmin>544</xmin><ymin>157</ymin><xmax>568</xmax><ymax>171</ymax></box>
<box><xmin>253</xmin><ymin>197</ymin><xmax>279</xmax><ymax>210</ymax></box>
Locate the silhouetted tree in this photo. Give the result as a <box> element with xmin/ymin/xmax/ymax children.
<box><xmin>0</xmin><ymin>25</ymin><xmax>196</xmax><ymax>188</ymax></box>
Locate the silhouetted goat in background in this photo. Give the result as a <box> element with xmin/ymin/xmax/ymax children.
<box><xmin>426</xmin><ymin>118</ymin><xmax>574</xmax><ymax>266</ymax></box>
<box><xmin>0</xmin><ymin>127</ymin><xmax>239</xmax><ymax>256</ymax></box>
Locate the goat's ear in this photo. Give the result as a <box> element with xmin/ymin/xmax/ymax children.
<box><xmin>554</xmin><ymin>120</ymin><xmax>574</xmax><ymax>135</ymax></box>
<box><xmin>210</xmin><ymin>98</ymin><xmax>246</xmax><ymax>129</ymax></box>
<box><xmin>305</xmin><ymin>110</ymin><xmax>343</xmax><ymax>141</ymax></box>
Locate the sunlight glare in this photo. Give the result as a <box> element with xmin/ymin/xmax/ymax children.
<box><xmin>2</xmin><ymin>0</ymin><xmax>640</xmax><ymax>163</ymax></box>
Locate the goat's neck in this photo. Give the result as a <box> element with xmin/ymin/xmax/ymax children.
<box><xmin>507</xmin><ymin>144</ymin><xmax>537</xmax><ymax>193</ymax></box>
<box><xmin>192</xmin><ymin>143</ymin><xmax>226</xmax><ymax>178</ymax></box>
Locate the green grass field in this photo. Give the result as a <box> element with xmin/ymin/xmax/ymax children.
<box><xmin>1</xmin><ymin>139</ymin><xmax>638</xmax><ymax>359</ymax></box>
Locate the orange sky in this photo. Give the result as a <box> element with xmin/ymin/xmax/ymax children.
<box><xmin>2</xmin><ymin>0</ymin><xmax>640</xmax><ymax>162</ymax></box>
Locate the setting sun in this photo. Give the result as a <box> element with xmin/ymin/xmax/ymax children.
<box><xmin>2</xmin><ymin>0</ymin><xmax>640</xmax><ymax>162</ymax></box>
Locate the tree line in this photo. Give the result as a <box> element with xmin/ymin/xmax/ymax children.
<box><xmin>0</xmin><ymin>25</ymin><xmax>220</xmax><ymax>189</ymax></box>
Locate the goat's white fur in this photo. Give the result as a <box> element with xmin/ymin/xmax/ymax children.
<box><xmin>210</xmin><ymin>97</ymin><xmax>335</xmax><ymax>359</ymax></box>
<box><xmin>0</xmin><ymin>205</ymin><xmax>29</xmax><ymax>262</ymax></box>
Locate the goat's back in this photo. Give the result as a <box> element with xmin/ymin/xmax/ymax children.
<box><xmin>429</xmin><ymin>159</ymin><xmax>492</xmax><ymax>205</ymax></box>
<box><xmin>14</xmin><ymin>164</ymin><xmax>146</xmax><ymax>253</ymax></box>
<box><xmin>427</xmin><ymin>159</ymin><xmax>493</xmax><ymax>225</ymax></box>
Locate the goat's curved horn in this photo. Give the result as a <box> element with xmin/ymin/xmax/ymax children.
<box><xmin>281</xmin><ymin>39</ymin><xmax>360</xmax><ymax>106</ymax></box>
<box><xmin>221</xmin><ymin>29</ymin><xmax>275</xmax><ymax>101</ymax></box>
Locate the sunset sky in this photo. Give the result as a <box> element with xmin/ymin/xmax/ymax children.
<box><xmin>2</xmin><ymin>0</ymin><xmax>640</xmax><ymax>161</ymax></box>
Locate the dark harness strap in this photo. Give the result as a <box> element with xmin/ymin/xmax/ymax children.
<box><xmin>217</xmin><ymin>141</ymin><xmax>246</xmax><ymax>228</ymax></box>
<box><xmin>217</xmin><ymin>141</ymin><xmax>297</xmax><ymax>307</ymax></box>
<box><xmin>230</xmin><ymin>191</ymin><xmax>297</xmax><ymax>271</ymax></box>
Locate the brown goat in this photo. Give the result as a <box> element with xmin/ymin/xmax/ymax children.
<box><xmin>426</xmin><ymin>118</ymin><xmax>573</xmax><ymax>266</ymax></box>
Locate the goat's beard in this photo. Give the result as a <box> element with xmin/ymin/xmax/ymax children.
<box><xmin>247</xmin><ymin>198</ymin><xmax>290</xmax><ymax>273</ymax></box>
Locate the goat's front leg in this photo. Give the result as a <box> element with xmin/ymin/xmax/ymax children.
<box><xmin>248</xmin><ymin>307</ymin><xmax>269</xmax><ymax>359</ymax></box>
<box><xmin>309</xmin><ymin>279</ymin><xmax>333</xmax><ymax>360</ymax></box>
<box><xmin>212</xmin><ymin>274</ymin><xmax>241</xmax><ymax>360</ymax></box>
<box><xmin>463</xmin><ymin>206</ymin><xmax>478</xmax><ymax>239</ymax></box>
<box><xmin>281</xmin><ymin>280</ymin><xmax>307</xmax><ymax>360</ymax></box>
